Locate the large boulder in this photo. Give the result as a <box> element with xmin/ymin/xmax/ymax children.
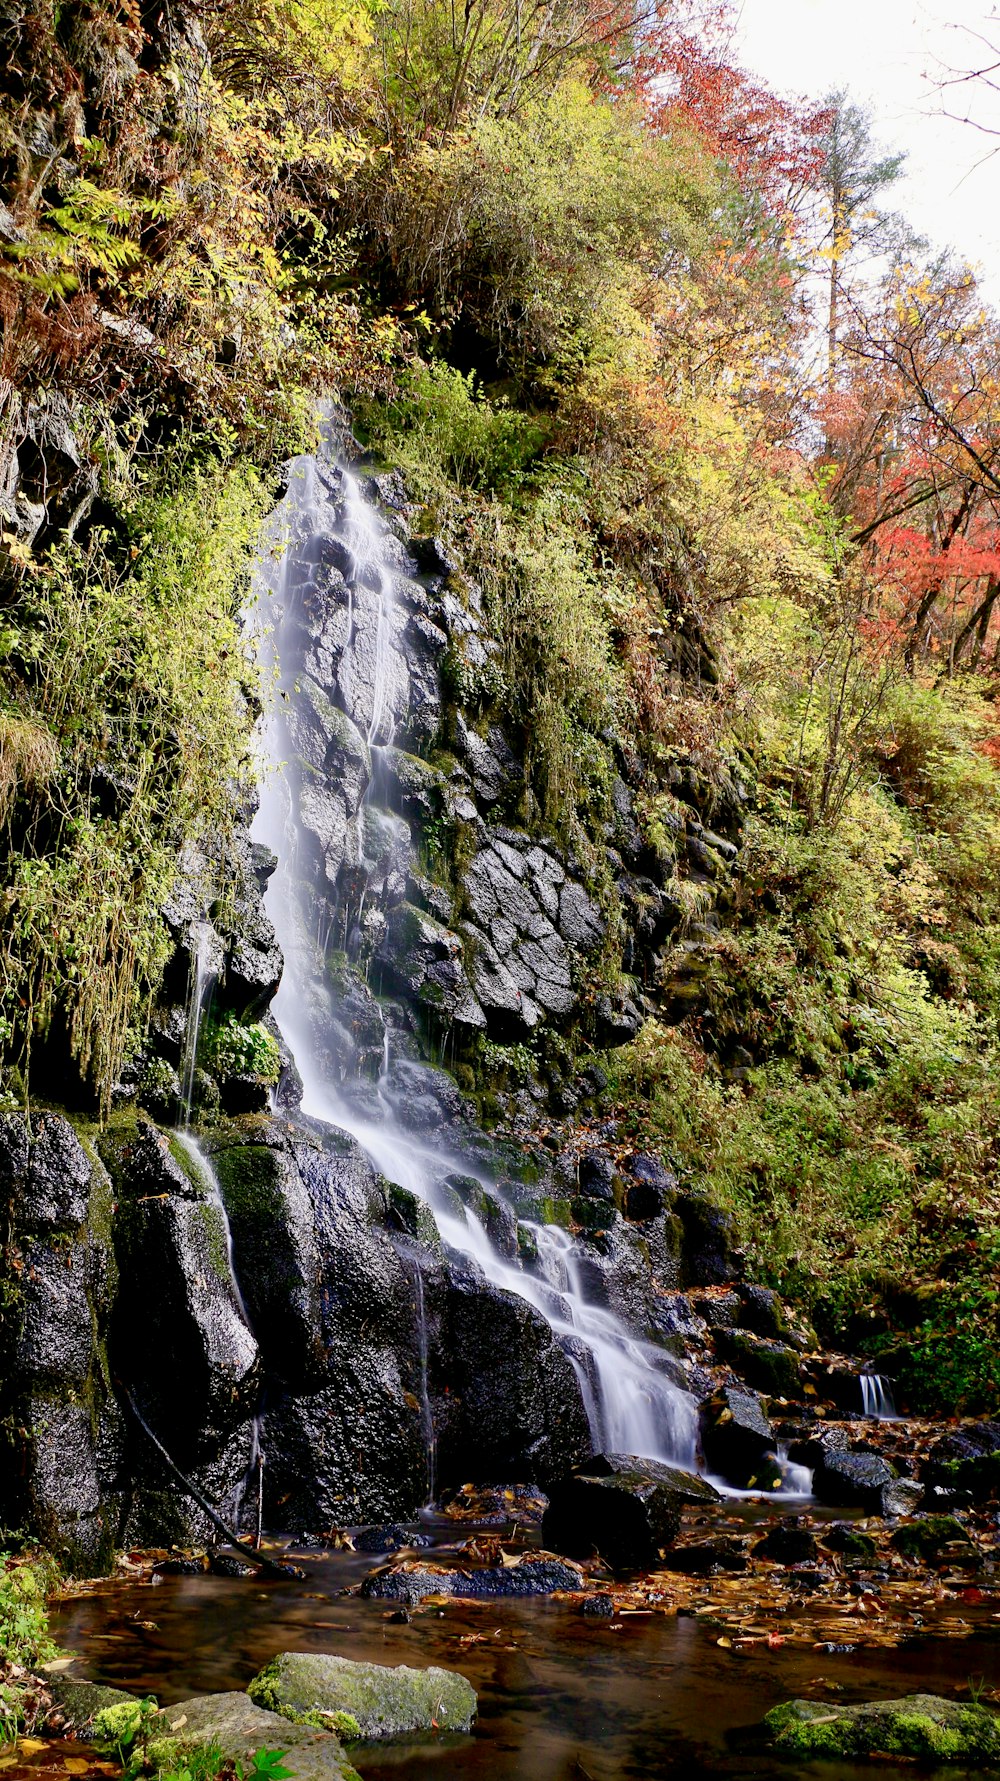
<box><xmin>248</xmin><ymin>1652</ymin><xmax>476</xmax><ymax>1739</ymax></box>
<box><xmin>542</xmin><ymin>1454</ymin><xmax>719</xmax><ymax>1572</ymax></box>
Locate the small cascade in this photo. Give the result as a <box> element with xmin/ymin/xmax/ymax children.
<box><xmin>774</xmin><ymin>1442</ymin><xmax>813</xmax><ymax>1498</ymax></box>
<box><xmin>174</xmin><ymin>1132</ymin><xmax>251</xmax><ymax>1327</ymax></box>
<box><xmin>412</xmin><ymin>1265</ymin><xmax>436</xmax><ymax>1506</ymax></box>
<box><xmin>179</xmin><ymin>921</ymin><xmax>217</xmax><ymax>1128</ymax></box>
<box><xmin>174</xmin><ymin>1130</ymin><xmax>265</xmax><ymax>1530</ymax></box>
<box><xmin>860</xmin><ymin>1372</ymin><xmax>898</xmax><ymax>1420</ymax></box>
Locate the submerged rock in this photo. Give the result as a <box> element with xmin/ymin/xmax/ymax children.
<box><xmin>248</xmin><ymin>1651</ymin><xmax>476</xmax><ymax>1739</ymax></box>
<box><xmin>151</xmin><ymin>1693</ymin><xmax>360</xmax><ymax>1781</ymax></box>
<box><xmin>542</xmin><ymin>1454</ymin><xmax>719</xmax><ymax>1572</ymax></box>
<box><xmin>763</xmin><ymin>1694</ymin><xmax>1000</xmax><ymax>1763</ymax></box>
<box><xmin>359</xmin><ymin>1554</ymin><xmax>583</xmax><ymax>1602</ymax></box>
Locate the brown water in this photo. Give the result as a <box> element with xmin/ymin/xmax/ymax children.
<box><xmin>52</xmin><ymin>1523</ymin><xmax>1000</xmax><ymax>1781</ymax></box>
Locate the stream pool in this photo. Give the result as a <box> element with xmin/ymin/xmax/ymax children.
<box><xmin>51</xmin><ymin>1519</ymin><xmax>1000</xmax><ymax>1781</ymax></box>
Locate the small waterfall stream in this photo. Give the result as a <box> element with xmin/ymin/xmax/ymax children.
<box><xmin>174</xmin><ymin>1131</ymin><xmax>265</xmax><ymax>1533</ymax></box>
<box><xmin>861</xmin><ymin>1372</ymin><xmax>898</xmax><ymax>1420</ymax></box>
<box><xmin>245</xmin><ymin>439</ymin><xmax>771</xmax><ymax>1488</ymax></box>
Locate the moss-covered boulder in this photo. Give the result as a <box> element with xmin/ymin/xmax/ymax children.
<box><xmin>152</xmin><ymin>1691</ymin><xmax>360</xmax><ymax>1781</ymax></box>
<box><xmin>890</xmin><ymin>1515</ymin><xmax>974</xmax><ymax>1562</ymax></box>
<box><xmin>47</xmin><ymin>1679</ymin><xmax>137</xmax><ymax>1735</ymax></box>
<box><xmin>248</xmin><ymin>1653</ymin><xmax>476</xmax><ymax>1740</ymax></box>
<box><xmin>764</xmin><ymin>1694</ymin><xmax>1000</xmax><ymax>1763</ymax></box>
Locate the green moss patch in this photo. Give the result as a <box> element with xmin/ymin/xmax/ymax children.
<box><xmin>765</xmin><ymin>1694</ymin><xmax>1000</xmax><ymax>1763</ymax></box>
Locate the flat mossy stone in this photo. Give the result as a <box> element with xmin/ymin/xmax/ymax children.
<box><xmin>152</xmin><ymin>1692</ymin><xmax>361</xmax><ymax>1781</ymax></box>
<box><xmin>764</xmin><ymin>1694</ymin><xmax>1000</xmax><ymax>1763</ymax></box>
<box><xmin>248</xmin><ymin>1653</ymin><xmax>476</xmax><ymax>1740</ymax></box>
<box><xmin>46</xmin><ymin>1679</ymin><xmax>138</xmax><ymax>1733</ymax></box>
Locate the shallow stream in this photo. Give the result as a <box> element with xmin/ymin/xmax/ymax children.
<box><xmin>52</xmin><ymin>1521</ymin><xmax>1000</xmax><ymax>1781</ymax></box>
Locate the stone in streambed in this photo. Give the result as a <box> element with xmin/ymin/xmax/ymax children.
<box><xmin>542</xmin><ymin>1454</ymin><xmax>719</xmax><ymax>1572</ymax></box>
<box><xmin>151</xmin><ymin>1693</ymin><xmax>361</xmax><ymax>1781</ymax></box>
<box><xmin>881</xmin><ymin>1476</ymin><xmax>924</xmax><ymax>1518</ymax></box>
<box><xmin>890</xmin><ymin>1514</ymin><xmax>974</xmax><ymax>1562</ymax></box>
<box><xmin>812</xmin><ymin>1448</ymin><xmax>896</xmax><ymax>1511</ymax></box>
<box><xmin>248</xmin><ymin>1652</ymin><xmax>476</xmax><ymax>1740</ymax></box>
<box><xmin>700</xmin><ymin>1387</ymin><xmax>779</xmax><ymax>1489</ymax></box>
<box><xmin>359</xmin><ymin>1554</ymin><xmax>583</xmax><ymax>1602</ymax></box>
<box><xmin>763</xmin><ymin>1694</ymin><xmax>1000</xmax><ymax>1763</ymax></box>
<box><xmin>754</xmin><ymin>1521</ymin><xmax>818</xmax><ymax>1565</ymax></box>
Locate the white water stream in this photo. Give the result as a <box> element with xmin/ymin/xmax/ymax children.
<box><xmin>244</xmin><ymin>443</ymin><xmax>808</xmax><ymax>1493</ymax></box>
<box><xmin>861</xmin><ymin>1372</ymin><xmax>898</xmax><ymax>1420</ymax></box>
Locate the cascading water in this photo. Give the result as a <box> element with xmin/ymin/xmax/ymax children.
<box><xmin>861</xmin><ymin>1372</ymin><xmax>897</xmax><ymax>1420</ymax></box>
<box><xmin>248</xmin><ymin>438</ymin><xmax>709</xmax><ymax>1482</ymax></box>
<box><xmin>179</xmin><ymin>921</ymin><xmax>217</xmax><ymax>1129</ymax></box>
<box><xmin>173</xmin><ymin>1128</ymin><xmax>266</xmax><ymax>1531</ymax></box>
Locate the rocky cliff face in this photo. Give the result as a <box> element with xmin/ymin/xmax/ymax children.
<box><xmin>0</xmin><ymin>449</ymin><xmax>759</xmax><ymax>1571</ymax></box>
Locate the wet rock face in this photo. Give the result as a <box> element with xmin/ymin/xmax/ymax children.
<box><xmin>0</xmin><ymin>1114</ymin><xmax>121</xmax><ymax>1570</ymax></box>
<box><xmin>359</xmin><ymin>1555</ymin><xmax>584</xmax><ymax>1602</ymax></box>
<box><xmin>812</xmin><ymin>1448</ymin><xmax>897</xmax><ymax>1510</ymax></box>
<box><xmin>431</xmin><ymin>1271</ymin><xmax>592</xmax><ymax>1489</ymax></box>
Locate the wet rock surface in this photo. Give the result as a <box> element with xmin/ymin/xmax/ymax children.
<box><xmin>359</xmin><ymin>1554</ymin><xmax>585</xmax><ymax>1601</ymax></box>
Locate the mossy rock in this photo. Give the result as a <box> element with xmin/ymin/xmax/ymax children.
<box><xmin>819</xmin><ymin>1525</ymin><xmax>877</xmax><ymax>1561</ymax></box>
<box><xmin>152</xmin><ymin>1691</ymin><xmax>360</xmax><ymax>1781</ymax></box>
<box><xmin>248</xmin><ymin>1652</ymin><xmax>477</xmax><ymax>1740</ymax></box>
<box><xmin>890</xmin><ymin>1515</ymin><xmax>974</xmax><ymax>1562</ymax></box>
<box><xmin>764</xmin><ymin>1694</ymin><xmax>1000</xmax><ymax>1763</ymax></box>
<box><xmin>52</xmin><ymin>1674</ymin><xmax>136</xmax><ymax>1731</ymax></box>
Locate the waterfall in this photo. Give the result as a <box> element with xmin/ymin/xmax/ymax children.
<box><xmin>860</xmin><ymin>1372</ymin><xmax>897</xmax><ymax>1420</ymax></box>
<box><xmin>179</xmin><ymin>920</ymin><xmax>216</xmax><ymax>1128</ymax></box>
<box><xmin>248</xmin><ymin>442</ymin><xmax>702</xmax><ymax>1477</ymax></box>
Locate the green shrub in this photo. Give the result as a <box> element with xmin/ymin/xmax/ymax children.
<box><xmin>0</xmin><ymin>1554</ymin><xmax>59</xmax><ymax>1669</ymax></box>
<box><xmin>202</xmin><ymin>1015</ymin><xmax>282</xmax><ymax>1085</ymax></box>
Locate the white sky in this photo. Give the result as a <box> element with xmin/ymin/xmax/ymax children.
<box><xmin>732</xmin><ymin>0</ymin><xmax>1000</xmax><ymax>300</ymax></box>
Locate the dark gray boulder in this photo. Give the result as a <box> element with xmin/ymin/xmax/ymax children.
<box><xmin>813</xmin><ymin>1448</ymin><xmax>897</xmax><ymax>1510</ymax></box>
<box><xmin>701</xmin><ymin>1387</ymin><xmax>780</xmax><ymax>1489</ymax></box>
<box><xmin>360</xmin><ymin>1555</ymin><xmax>583</xmax><ymax>1602</ymax></box>
<box><xmin>542</xmin><ymin>1454</ymin><xmax>719</xmax><ymax>1572</ymax></box>
<box><xmin>432</xmin><ymin>1271</ymin><xmax>591</xmax><ymax>1488</ymax></box>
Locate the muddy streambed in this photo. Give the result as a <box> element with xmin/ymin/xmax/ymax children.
<box><xmin>51</xmin><ymin>1515</ymin><xmax>1000</xmax><ymax>1781</ymax></box>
